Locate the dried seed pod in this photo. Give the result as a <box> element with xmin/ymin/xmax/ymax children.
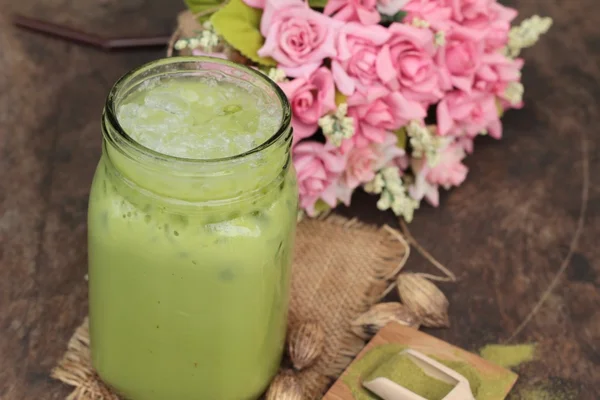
<box><xmin>351</xmin><ymin>302</ymin><xmax>420</xmax><ymax>339</ymax></box>
<box><xmin>288</xmin><ymin>321</ymin><xmax>325</xmax><ymax>370</ymax></box>
<box><xmin>396</xmin><ymin>273</ymin><xmax>450</xmax><ymax>328</ymax></box>
<box><xmin>265</xmin><ymin>370</ymin><xmax>304</xmax><ymax>400</ymax></box>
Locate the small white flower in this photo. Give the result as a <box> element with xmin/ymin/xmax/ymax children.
<box><xmin>202</xmin><ymin>20</ymin><xmax>214</xmax><ymax>31</ymax></box>
<box><xmin>377</xmin><ymin>191</ymin><xmax>393</xmax><ymax>210</ymax></box>
<box><xmin>391</xmin><ymin>194</ymin><xmax>419</xmax><ymax>222</ymax></box>
<box><xmin>319</xmin><ymin>103</ymin><xmax>355</xmax><ymax>146</ymax></box>
<box><xmin>381</xmin><ymin>166</ymin><xmax>400</xmax><ymax>183</ymax></box>
<box><xmin>366</xmin><ymin>167</ymin><xmax>419</xmax><ymax>222</ymax></box>
<box><xmin>364</xmin><ymin>174</ymin><xmax>385</xmax><ymax>194</ymax></box>
<box><xmin>319</xmin><ymin>115</ymin><xmax>335</xmax><ymax>136</ymax></box>
<box><xmin>412</xmin><ymin>17</ymin><xmax>431</xmax><ymax>29</ymax></box>
<box><xmin>174</xmin><ymin>39</ymin><xmax>188</xmax><ymax>51</ymax></box>
<box><xmin>504</xmin><ymin>81</ymin><xmax>524</xmax><ymax>106</ymax></box>
<box><xmin>336</xmin><ymin>103</ymin><xmax>348</xmax><ymax>119</ymax></box>
<box><xmin>199</xmin><ymin>36</ymin><xmax>211</xmax><ymax>49</ymax></box>
<box><xmin>267</xmin><ymin>67</ymin><xmax>287</xmax><ymax>83</ymax></box>
<box><xmin>174</xmin><ymin>19</ymin><xmax>221</xmax><ymax>54</ymax></box>
<box><xmin>199</xmin><ymin>30</ymin><xmax>220</xmax><ymax>52</ymax></box>
<box><xmin>188</xmin><ymin>38</ymin><xmax>201</xmax><ymax>49</ymax></box>
<box><xmin>341</xmin><ymin>118</ymin><xmax>354</xmax><ymax>135</ymax></box>
<box><xmin>406</xmin><ymin>121</ymin><xmax>445</xmax><ymax>167</ymax></box>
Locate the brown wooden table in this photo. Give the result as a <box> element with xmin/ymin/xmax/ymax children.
<box><xmin>1</xmin><ymin>0</ymin><xmax>598</xmax><ymax>399</ymax></box>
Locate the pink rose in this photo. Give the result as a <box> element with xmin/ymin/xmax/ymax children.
<box><xmin>259</xmin><ymin>0</ymin><xmax>337</xmax><ymax>77</ymax></box>
<box><xmin>341</xmin><ymin>107</ymin><xmax>375</xmax><ymax>152</ymax></box>
<box><xmin>343</xmin><ymin>146</ymin><xmax>379</xmax><ymax>189</ymax></box>
<box><xmin>338</xmin><ymin>132</ymin><xmax>405</xmax><ymax>204</ymax></box>
<box><xmin>409</xmin><ymin>141</ymin><xmax>468</xmax><ymax>207</ymax></box>
<box><xmin>448</xmin><ymin>0</ymin><xmax>491</xmax><ymax>23</ymax></box>
<box><xmin>325</xmin><ymin>0</ymin><xmax>380</xmax><ymax>25</ymax></box>
<box><xmin>449</xmin><ymin>0</ymin><xmax>517</xmax><ymax>26</ymax></box>
<box><xmin>437</xmin><ymin>89</ymin><xmax>502</xmax><ymax>139</ymax></box>
<box><xmin>376</xmin><ymin>23</ymin><xmax>442</xmax><ymax>104</ymax></box>
<box><xmin>444</xmin><ymin>0</ymin><xmax>516</xmax><ymax>51</ymax></box>
<box><xmin>279</xmin><ymin>68</ymin><xmax>336</xmax><ymax>146</ymax></box>
<box><xmin>347</xmin><ymin>87</ymin><xmax>426</xmax><ymax>149</ymax></box>
<box><xmin>475</xmin><ymin>53</ymin><xmax>523</xmax><ymax>105</ymax></box>
<box><xmin>436</xmin><ymin>25</ymin><xmax>485</xmax><ymax>92</ymax></box>
<box><xmin>482</xmin><ymin>4</ymin><xmax>517</xmax><ymax>51</ymax></box>
<box><xmin>426</xmin><ymin>142</ymin><xmax>468</xmax><ymax>188</ymax></box>
<box><xmin>456</xmin><ymin>136</ymin><xmax>475</xmax><ymax>153</ymax></box>
<box><xmin>375</xmin><ymin>131</ymin><xmax>408</xmax><ymax>169</ymax></box>
<box><xmin>331</xmin><ymin>22</ymin><xmax>391</xmax><ymax>95</ymax></box>
<box><xmin>293</xmin><ymin>142</ymin><xmax>346</xmax><ymax>216</ymax></box>
<box><xmin>483</xmin><ymin>20</ymin><xmax>511</xmax><ymax>51</ymax></box>
<box><xmin>403</xmin><ymin>0</ymin><xmax>453</xmax><ymax>31</ymax></box>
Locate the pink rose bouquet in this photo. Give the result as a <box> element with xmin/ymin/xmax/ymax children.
<box><xmin>181</xmin><ymin>0</ymin><xmax>552</xmax><ymax>221</ymax></box>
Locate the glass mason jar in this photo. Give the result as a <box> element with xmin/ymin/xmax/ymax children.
<box><xmin>88</xmin><ymin>57</ymin><xmax>296</xmax><ymax>400</ymax></box>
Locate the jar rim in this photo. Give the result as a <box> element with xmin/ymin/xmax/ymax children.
<box><xmin>103</xmin><ymin>56</ymin><xmax>292</xmax><ymax>164</ymax></box>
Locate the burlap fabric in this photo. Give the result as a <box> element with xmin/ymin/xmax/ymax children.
<box><xmin>52</xmin><ymin>216</ymin><xmax>409</xmax><ymax>399</ymax></box>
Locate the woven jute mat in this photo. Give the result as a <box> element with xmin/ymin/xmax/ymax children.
<box><xmin>51</xmin><ymin>216</ymin><xmax>409</xmax><ymax>399</ymax></box>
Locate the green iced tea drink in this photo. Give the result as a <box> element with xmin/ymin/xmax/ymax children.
<box><xmin>88</xmin><ymin>57</ymin><xmax>296</xmax><ymax>400</ymax></box>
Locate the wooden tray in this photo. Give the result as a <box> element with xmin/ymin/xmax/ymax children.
<box><xmin>323</xmin><ymin>323</ymin><xmax>518</xmax><ymax>400</ymax></box>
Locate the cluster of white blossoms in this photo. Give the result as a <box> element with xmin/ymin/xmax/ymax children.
<box><xmin>267</xmin><ymin>67</ymin><xmax>288</xmax><ymax>83</ymax></box>
<box><xmin>411</xmin><ymin>17</ymin><xmax>430</xmax><ymax>29</ymax></box>
<box><xmin>406</xmin><ymin>121</ymin><xmax>445</xmax><ymax>167</ymax></box>
<box><xmin>174</xmin><ymin>21</ymin><xmax>220</xmax><ymax>53</ymax></box>
<box><xmin>318</xmin><ymin>103</ymin><xmax>355</xmax><ymax>146</ymax></box>
<box><xmin>365</xmin><ymin>167</ymin><xmax>420</xmax><ymax>222</ymax></box>
<box><xmin>504</xmin><ymin>81</ymin><xmax>525</xmax><ymax>106</ymax></box>
<box><xmin>506</xmin><ymin>15</ymin><xmax>553</xmax><ymax>58</ymax></box>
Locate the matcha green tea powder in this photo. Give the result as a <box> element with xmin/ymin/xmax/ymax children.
<box><xmin>343</xmin><ymin>344</ymin><xmax>515</xmax><ymax>400</ymax></box>
<box><xmin>479</xmin><ymin>344</ymin><xmax>536</xmax><ymax>369</ymax></box>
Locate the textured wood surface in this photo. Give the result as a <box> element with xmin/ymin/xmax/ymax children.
<box><xmin>324</xmin><ymin>323</ymin><xmax>517</xmax><ymax>400</ymax></box>
<box><xmin>0</xmin><ymin>0</ymin><xmax>599</xmax><ymax>399</ymax></box>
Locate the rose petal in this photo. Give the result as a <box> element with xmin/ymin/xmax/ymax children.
<box><xmin>292</xmin><ymin>117</ymin><xmax>319</xmax><ymax>146</ymax></box>
<box><xmin>332</xmin><ymin>61</ymin><xmax>356</xmax><ymax>95</ymax></box>
<box><xmin>376</xmin><ymin>45</ymin><xmax>397</xmax><ymax>83</ymax></box>
<box><xmin>437</xmin><ymin>100</ymin><xmax>453</xmax><ymax>136</ymax></box>
<box><xmin>282</xmin><ymin>62</ymin><xmax>321</xmax><ymax>78</ymax></box>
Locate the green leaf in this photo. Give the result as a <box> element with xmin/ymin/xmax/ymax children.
<box><xmin>392</xmin><ymin>10</ymin><xmax>408</xmax><ymax>22</ymax></box>
<box><xmin>308</xmin><ymin>0</ymin><xmax>328</xmax><ymax>8</ymax></box>
<box><xmin>211</xmin><ymin>0</ymin><xmax>277</xmax><ymax>66</ymax></box>
<box><xmin>380</xmin><ymin>10</ymin><xmax>407</xmax><ymax>26</ymax></box>
<box><xmin>184</xmin><ymin>0</ymin><xmax>224</xmax><ymax>14</ymax></box>
<box><xmin>314</xmin><ymin>199</ymin><xmax>333</xmax><ymax>215</ymax></box>
<box><xmin>394</xmin><ymin>127</ymin><xmax>407</xmax><ymax>149</ymax></box>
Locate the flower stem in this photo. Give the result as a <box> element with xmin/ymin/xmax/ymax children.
<box><xmin>400</xmin><ymin>219</ymin><xmax>457</xmax><ymax>282</ymax></box>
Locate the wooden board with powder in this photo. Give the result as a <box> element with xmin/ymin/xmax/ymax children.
<box><xmin>324</xmin><ymin>322</ymin><xmax>518</xmax><ymax>400</ymax></box>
